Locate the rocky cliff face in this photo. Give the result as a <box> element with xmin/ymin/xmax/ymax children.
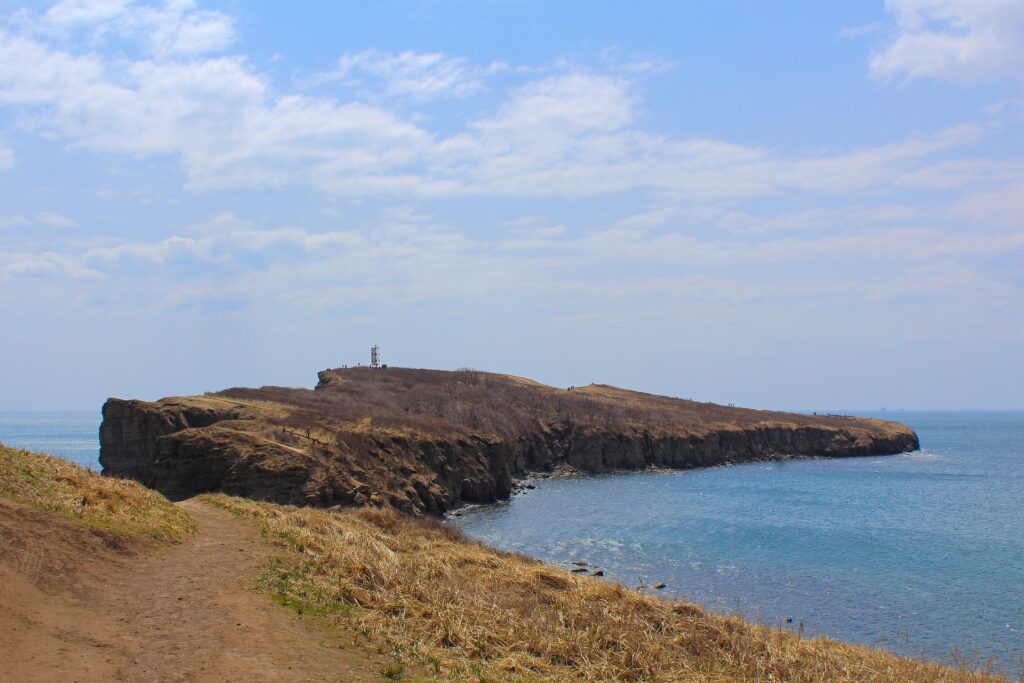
<box><xmin>100</xmin><ymin>398</ymin><xmax>355</xmax><ymax>506</ymax></box>
<box><xmin>100</xmin><ymin>368</ymin><xmax>919</xmax><ymax>514</ymax></box>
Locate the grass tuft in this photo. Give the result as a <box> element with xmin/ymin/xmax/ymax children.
<box><xmin>0</xmin><ymin>443</ymin><xmax>194</xmax><ymax>540</ymax></box>
<box><xmin>380</xmin><ymin>661</ymin><xmax>405</xmax><ymax>680</ymax></box>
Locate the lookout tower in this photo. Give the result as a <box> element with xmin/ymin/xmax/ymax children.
<box><xmin>370</xmin><ymin>345</ymin><xmax>380</xmax><ymax>369</ymax></box>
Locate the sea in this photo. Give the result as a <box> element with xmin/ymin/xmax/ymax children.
<box><xmin>449</xmin><ymin>411</ymin><xmax>1024</xmax><ymax>677</ymax></box>
<box><xmin>2</xmin><ymin>409</ymin><xmax>1021</xmax><ymax>676</ymax></box>
<box><xmin>0</xmin><ymin>411</ymin><xmax>102</xmax><ymax>470</ymax></box>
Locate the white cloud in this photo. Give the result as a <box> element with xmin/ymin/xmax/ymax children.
<box><xmin>670</xmin><ymin>204</ymin><xmax>927</xmax><ymax>236</ymax></box>
<box><xmin>838</xmin><ymin>22</ymin><xmax>885</xmax><ymax>39</ymax></box>
<box><xmin>479</xmin><ymin>72</ymin><xmax>634</xmax><ymax>135</ymax></box>
<box><xmin>0</xmin><ymin>32</ymin><xmax>109</xmax><ymax>106</ymax></box>
<box><xmin>0</xmin><ymin>2</ymin><xmax>1020</xmax><ymax>209</ymax></box>
<box><xmin>321</xmin><ymin>49</ymin><xmax>504</xmax><ymax>101</ymax></box>
<box><xmin>44</xmin><ymin>0</ymin><xmax>128</xmax><ymax>25</ymax></box>
<box><xmin>0</xmin><ymin>214</ymin><xmax>30</xmax><ymax>229</ymax></box>
<box><xmin>34</xmin><ymin>211</ymin><xmax>78</xmax><ymax>228</ymax></box>
<box><xmin>949</xmin><ymin>179</ymin><xmax>1024</xmax><ymax>227</ymax></box>
<box><xmin>599</xmin><ymin>46</ymin><xmax>677</xmax><ymax>75</ymax></box>
<box><xmin>872</xmin><ymin>0</ymin><xmax>1024</xmax><ymax>83</ymax></box>
<box><xmin>41</xmin><ymin>0</ymin><xmax>234</xmax><ymax>56</ymax></box>
<box><xmin>0</xmin><ymin>142</ymin><xmax>11</xmax><ymax>168</ymax></box>
<box><xmin>160</xmin><ymin>7</ymin><xmax>233</xmax><ymax>55</ymax></box>
<box><xmin>3</xmin><ymin>202</ymin><xmax>1019</xmax><ymax>318</ymax></box>
<box><xmin>0</xmin><ymin>248</ymin><xmax>103</xmax><ymax>280</ymax></box>
<box><xmin>0</xmin><ymin>212</ymin><xmax>77</xmax><ymax>229</ymax></box>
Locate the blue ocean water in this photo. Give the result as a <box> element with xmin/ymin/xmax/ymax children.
<box><xmin>0</xmin><ymin>411</ymin><xmax>101</xmax><ymax>470</ymax></box>
<box><xmin>450</xmin><ymin>411</ymin><xmax>1024</xmax><ymax>676</ymax></box>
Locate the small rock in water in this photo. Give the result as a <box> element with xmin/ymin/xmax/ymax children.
<box><xmin>526</xmin><ymin>484</ymin><xmax>536</xmax><ymax>489</ymax></box>
<box><xmin>571</xmin><ymin>567</ymin><xmax>588</xmax><ymax>573</ymax></box>
<box><xmin>785</xmin><ymin>617</ymin><xmax>794</xmax><ymax>623</ymax></box>
<box><xmin>592</xmin><ymin>570</ymin><xmax>604</xmax><ymax>577</ymax></box>
<box><xmin>571</xmin><ymin>560</ymin><xmax>589</xmax><ymax>566</ymax></box>
<box><xmin>653</xmin><ymin>583</ymin><xmax>666</xmax><ymax>590</ymax></box>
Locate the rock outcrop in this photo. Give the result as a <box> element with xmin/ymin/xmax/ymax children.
<box><xmin>100</xmin><ymin>367</ymin><xmax>919</xmax><ymax>514</ymax></box>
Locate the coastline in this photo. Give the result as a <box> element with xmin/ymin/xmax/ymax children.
<box><xmin>451</xmin><ymin>442</ymin><xmax>925</xmax><ymax>512</ymax></box>
<box><xmin>14</xmin><ymin>405</ymin><xmax>1021</xmax><ymax>676</ymax></box>
<box><xmin>444</xmin><ymin>433</ymin><xmax>1024</xmax><ymax>678</ymax></box>
<box><xmin>2</xmin><ymin>441</ymin><xmax>1014</xmax><ymax>681</ymax></box>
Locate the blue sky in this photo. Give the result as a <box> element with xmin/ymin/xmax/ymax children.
<box><xmin>1</xmin><ymin>0</ymin><xmax>1022</xmax><ymax>411</ymax></box>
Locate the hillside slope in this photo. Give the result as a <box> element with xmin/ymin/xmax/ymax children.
<box><xmin>0</xmin><ymin>445</ymin><xmax>390</xmax><ymax>682</ymax></box>
<box><xmin>100</xmin><ymin>366</ymin><xmax>919</xmax><ymax>514</ymax></box>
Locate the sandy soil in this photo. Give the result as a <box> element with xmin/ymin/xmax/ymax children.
<box><xmin>0</xmin><ymin>498</ymin><xmax>388</xmax><ymax>682</ymax></box>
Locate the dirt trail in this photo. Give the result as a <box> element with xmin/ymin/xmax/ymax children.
<box><xmin>0</xmin><ymin>499</ymin><xmax>385</xmax><ymax>682</ymax></box>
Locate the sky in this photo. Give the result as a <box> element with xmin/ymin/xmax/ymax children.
<box><xmin>0</xmin><ymin>0</ymin><xmax>1022</xmax><ymax>411</ymax></box>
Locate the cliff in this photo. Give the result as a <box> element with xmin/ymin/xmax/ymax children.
<box><xmin>100</xmin><ymin>367</ymin><xmax>919</xmax><ymax>514</ymax></box>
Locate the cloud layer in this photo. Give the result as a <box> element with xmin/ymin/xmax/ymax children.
<box><xmin>872</xmin><ymin>0</ymin><xmax>1024</xmax><ymax>83</ymax></box>
<box><xmin>1</xmin><ymin>4</ymin><xmax>1015</xmax><ymax>199</ymax></box>
<box><xmin>0</xmin><ymin>1</ymin><xmax>1022</xmax><ymax>408</ymax></box>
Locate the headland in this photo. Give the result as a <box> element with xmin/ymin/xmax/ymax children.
<box><xmin>100</xmin><ymin>366</ymin><xmax>919</xmax><ymax>513</ymax></box>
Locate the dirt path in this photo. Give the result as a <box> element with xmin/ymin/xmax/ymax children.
<box><xmin>1</xmin><ymin>499</ymin><xmax>386</xmax><ymax>682</ymax></box>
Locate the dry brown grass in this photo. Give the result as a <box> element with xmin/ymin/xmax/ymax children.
<box><xmin>0</xmin><ymin>443</ymin><xmax>194</xmax><ymax>540</ymax></box>
<box><xmin>217</xmin><ymin>366</ymin><xmax>910</xmax><ymax>443</ymax></box>
<box><xmin>204</xmin><ymin>493</ymin><xmax>1009</xmax><ymax>682</ymax></box>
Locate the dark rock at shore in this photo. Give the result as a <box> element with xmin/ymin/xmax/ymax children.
<box><xmin>100</xmin><ymin>366</ymin><xmax>919</xmax><ymax>515</ymax></box>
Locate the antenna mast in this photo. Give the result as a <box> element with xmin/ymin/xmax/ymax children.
<box><xmin>370</xmin><ymin>345</ymin><xmax>380</xmax><ymax>369</ymax></box>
